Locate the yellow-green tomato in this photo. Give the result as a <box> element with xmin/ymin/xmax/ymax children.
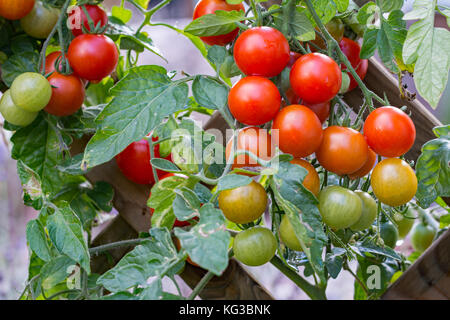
<box><xmin>379</xmin><ymin>221</ymin><xmax>399</xmax><ymax>248</ymax></box>
<box><xmin>318</xmin><ymin>185</ymin><xmax>362</xmax><ymax>230</ymax></box>
<box><xmin>233</xmin><ymin>227</ymin><xmax>277</xmax><ymax>266</ymax></box>
<box><xmin>410</xmin><ymin>222</ymin><xmax>436</xmax><ymax>253</ymax></box>
<box><xmin>20</xmin><ymin>1</ymin><xmax>59</xmax><ymax>39</ymax></box>
<box><xmin>10</xmin><ymin>72</ymin><xmax>52</xmax><ymax>112</ymax></box>
<box><xmin>218</xmin><ymin>180</ymin><xmax>267</xmax><ymax>224</ymax></box>
<box><xmin>279</xmin><ymin>214</ymin><xmax>302</xmax><ymax>251</ymax></box>
<box><xmin>0</xmin><ymin>90</ymin><xmax>38</xmax><ymax>126</ymax></box>
<box><xmin>350</xmin><ymin>191</ymin><xmax>377</xmax><ymax>231</ymax></box>
<box><xmin>394</xmin><ymin>208</ymin><xmax>418</xmax><ymax>239</ymax></box>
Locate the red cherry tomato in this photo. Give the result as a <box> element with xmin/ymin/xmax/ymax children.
<box><xmin>116</xmin><ymin>137</ymin><xmax>169</xmax><ymax>185</ymax></box>
<box><xmin>43</xmin><ymin>51</ymin><xmax>64</xmax><ymax>74</ymax></box>
<box><xmin>44</xmin><ymin>72</ymin><xmax>85</xmax><ymax>116</ymax></box>
<box><xmin>193</xmin><ymin>0</ymin><xmax>244</xmax><ymax>46</ymax></box>
<box><xmin>339</xmin><ymin>37</ymin><xmax>368</xmax><ymax>91</ymax></box>
<box><xmin>234</xmin><ymin>26</ymin><xmax>290</xmax><ymax>78</ymax></box>
<box><xmin>68</xmin><ymin>34</ymin><xmax>118</xmax><ymax>81</ymax></box>
<box><xmin>68</xmin><ymin>4</ymin><xmax>108</xmax><ymax>37</ymax></box>
<box><xmin>272</xmin><ymin>105</ymin><xmax>323</xmax><ymax>158</ymax></box>
<box><xmin>363</xmin><ymin>106</ymin><xmax>416</xmax><ymax>158</ymax></box>
<box><xmin>290</xmin><ymin>53</ymin><xmax>342</xmax><ymax>103</ymax></box>
<box><xmin>287</xmin><ymin>51</ymin><xmax>302</xmax><ymax>68</ymax></box>
<box><xmin>315</xmin><ymin>126</ymin><xmax>369</xmax><ymax>176</ymax></box>
<box><xmin>228</xmin><ymin>76</ymin><xmax>281</xmax><ymax>126</ymax></box>
<box><xmin>0</xmin><ymin>0</ymin><xmax>34</xmax><ymax>20</ymax></box>
<box><xmin>302</xmin><ymin>100</ymin><xmax>330</xmax><ymax>124</ymax></box>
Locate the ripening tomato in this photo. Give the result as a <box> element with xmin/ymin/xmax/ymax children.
<box><xmin>0</xmin><ymin>0</ymin><xmax>35</xmax><ymax>20</ymax></box>
<box><xmin>10</xmin><ymin>72</ymin><xmax>52</xmax><ymax>112</ymax></box>
<box><xmin>228</xmin><ymin>76</ymin><xmax>281</xmax><ymax>126</ymax></box>
<box><xmin>290</xmin><ymin>159</ymin><xmax>320</xmax><ymax>196</ymax></box>
<box><xmin>20</xmin><ymin>1</ymin><xmax>59</xmax><ymax>39</ymax></box>
<box><xmin>116</xmin><ymin>137</ymin><xmax>169</xmax><ymax>185</ymax></box>
<box><xmin>410</xmin><ymin>222</ymin><xmax>436</xmax><ymax>253</ymax></box>
<box><xmin>315</xmin><ymin>126</ymin><xmax>369</xmax><ymax>176</ymax></box>
<box><xmin>44</xmin><ymin>72</ymin><xmax>85</xmax><ymax>117</ymax></box>
<box><xmin>272</xmin><ymin>105</ymin><xmax>323</xmax><ymax>158</ymax></box>
<box><xmin>290</xmin><ymin>53</ymin><xmax>342</xmax><ymax>103</ymax></box>
<box><xmin>218</xmin><ymin>180</ymin><xmax>268</xmax><ymax>224</ymax></box>
<box><xmin>363</xmin><ymin>106</ymin><xmax>416</xmax><ymax>158</ymax></box>
<box><xmin>349</xmin><ymin>148</ymin><xmax>376</xmax><ymax>180</ymax></box>
<box><xmin>0</xmin><ymin>90</ymin><xmax>38</xmax><ymax>126</ymax></box>
<box><xmin>193</xmin><ymin>0</ymin><xmax>244</xmax><ymax>46</ymax></box>
<box><xmin>350</xmin><ymin>191</ymin><xmax>377</xmax><ymax>231</ymax></box>
<box><xmin>279</xmin><ymin>214</ymin><xmax>302</xmax><ymax>251</ymax></box>
<box><xmin>225</xmin><ymin>127</ymin><xmax>274</xmax><ymax>169</ymax></box>
<box><xmin>68</xmin><ymin>34</ymin><xmax>119</xmax><ymax>81</ymax></box>
<box><xmin>68</xmin><ymin>4</ymin><xmax>108</xmax><ymax>37</ymax></box>
<box><xmin>233</xmin><ymin>26</ymin><xmax>290</xmax><ymax>78</ymax></box>
<box><xmin>339</xmin><ymin>37</ymin><xmax>368</xmax><ymax>91</ymax></box>
<box><xmin>302</xmin><ymin>100</ymin><xmax>330</xmax><ymax>124</ymax></box>
<box><xmin>395</xmin><ymin>207</ymin><xmax>418</xmax><ymax>239</ymax></box>
<box><xmin>371</xmin><ymin>158</ymin><xmax>417</xmax><ymax>207</ymax></box>
<box><xmin>233</xmin><ymin>227</ymin><xmax>277</xmax><ymax>266</ymax></box>
<box><xmin>309</xmin><ymin>18</ymin><xmax>345</xmax><ymax>50</ymax></box>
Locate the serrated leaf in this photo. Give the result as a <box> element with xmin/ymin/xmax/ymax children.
<box><xmin>185</xmin><ymin>10</ymin><xmax>245</xmax><ymax>37</ymax></box>
<box><xmin>26</xmin><ymin>219</ymin><xmax>52</xmax><ymax>262</ymax></box>
<box><xmin>192</xmin><ymin>76</ymin><xmax>229</xmax><ymax>111</ymax></box>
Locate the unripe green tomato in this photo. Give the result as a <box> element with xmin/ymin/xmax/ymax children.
<box><xmin>394</xmin><ymin>208</ymin><xmax>417</xmax><ymax>239</ymax></box>
<box><xmin>233</xmin><ymin>227</ymin><xmax>277</xmax><ymax>266</ymax></box>
<box><xmin>21</xmin><ymin>1</ymin><xmax>59</xmax><ymax>39</ymax></box>
<box><xmin>171</xmin><ymin>139</ymin><xmax>200</xmax><ymax>174</ymax></box>
<box><xmin>410</xmin><ymin>222</ymin><xmax>436</xmax><ymax>253</ymax></box>
<box><xmin>0</xmin><ymin>90</ymin><xmax>38</xmax><ymax>126</ymax></box>
<box><xmin>318</xmin><ymin>185</ymin><xmax>362</xmax><ymax>230</ymax></box>
<box><xmin>279</xmin><ymin>214</ymin><xmax>302</xmax><ymax>251</ymax></box>
<box><xmin>339</xmin><ymin>72</ymin><xmax>350</xmax><ymax>94</ymax></box>
<box><xmin>379</xmin><ymin>221</ymin><xmax>399</xmax><ymax>248</ymax></box>
<box><xmin>10</xmin><ymin>72</ymin><xmax>52</xmax><ymax>112</ymax></box>
<box><xmin>350</xmin><ymin>191</ymin><xmax>377</xmax><ymax>231</ymax></box>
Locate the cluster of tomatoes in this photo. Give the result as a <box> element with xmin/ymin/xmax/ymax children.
<box><xmin>0</xmin><ymin>2</ymin><xmax>118</xmax><ymax>125</ymax></box>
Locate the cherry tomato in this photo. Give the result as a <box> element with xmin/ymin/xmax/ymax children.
<box><xmin>0</xmin><ymin>0</ymin><xmax>35</xmax><ymax>20</ymax></box>
<box><xmin>0</xmin><ymin>90</ymin><xmax>38</xmax><ymax>126</ymax></box>
<box><xmin>234</xmin><ymin>26</ymin><xmax>290</xmax><ymax>78</ymax></box>
<box><xmin>20</xmin><ymin>1</ymin><xmax>59</xmax><ymax>39</ymax></box>
<box><xmin>228</xmin><ymin>76</ymin><xmax>281</xmax><ymax>126</ymax></box>
<box><xmin>364</xmin><ymin>106</ymin><xmax>416</xmax><ymax>158</ymax></box>
<box><xmin>318</xmin><ymin>186</ymin><xmax>362</xmax><ymax>230</ymax></box>
<box><xmin>225</xmin><ymin>127</ymin><xmax>274</xmax><ymax>169</ymax></box>
<box><xmin>349</xmin><ymin>148</ymin><xmax>376</xmax><ymax>180</ymax></box>
<box><xmin>68</xmin><ymin>34</ymin><xmax>119</xmax><ymax>81</ymax></box>
<box><xmin>218</xmin><ymin>180</ymin><xmax>267</xmax><ymax>224</ymax></box>
<box><xmin>380</xmin><ymin>221</ymin><xmax>399</xmax><ymax>248</ymax></box>
<box><xmin>272</xmin><ymin>104</ymin><xmax>323</xmax><ymax>158</ymax></box>
<box><xmin>44</xmin><ymin>72</ymin><xmax>85</xmax><ymax>117</ymax></box>
<box><xmin>43</xmin><ymin>51</ymin><xmax>64</xmax><ymax>74</ymax></box>
<box><xmin>279</xmin><ymin>214</ymin><xmax>302</xmax><ymax>251</ymax></box>
<box><xmin>233</xmin><ymin>227</ymin><xmax>277</xmax><ymax>266</ymax></box>
<box><xmin>315</xmin><ymin>126</ymin><xmax>369</xmax><ymax>176</ymax></box>
<box><xmin>339</xmin><ymin>37</ymin><xmax>368</xmax><ymax>91</ymax></box>
<box><xmin>302</xmin><ymin>100</ymin><xmax>330</xmax><ymax>124</ymax></box>
<box><xmin>371</xmin><ymin>158</ymin><xmax>417</xmax><ymax>207</ymax></box>
<box><xmin>290</xmin><ymin>53</ymin><xmax>342</xmax><ymax>103</ymax></box>
<box><xmin>10</xmin><ymin>72</ymin><xmax>52</xmax><ymax>112</ymax></box>
<box><xmin>290</xmin><ymin>158</ymin><xmax>320</xmax><ymax>196</ymax></box>
<box><xmin>395</xmin><ymin>207</ymin><xmax>418</xmax><ymax>239</ymax></box>
<box><xmin>309</xmin><ymin>18</ymin><xmax>344</xmax><ymax>50</ymax></box>
<box><xmin>193</xmin><ymin>0</ymin><xmax>244</xmax><ymax>46</ymax></box>
<box><xmin>68</xmin><ymin>4</ymin><xmax>108</xmax><ymax>37</ymax></box>
<box><xmin>287</xmin><ymin>51</ymin><xmax>302</xmax><ymax>68</ymax></box>
<box><xmin>116</xmin><ymin>137</ymin><xmax>168</xmax><ymax>185</ymax></box>
<box><xmin>410</xmin><ymin>222</ymin><xmax>436</xmax><ymax>253</ymax></box>
<box><xmin>350</xmin><ymin>191</ymin><xmax>377</xmax><ymax>231</ymax></box>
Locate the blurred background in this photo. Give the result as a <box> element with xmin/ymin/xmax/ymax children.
<box><xmin>0</xmin><ymin>0</ymin><xmax>448</xmax><ymax>300</ymax></box>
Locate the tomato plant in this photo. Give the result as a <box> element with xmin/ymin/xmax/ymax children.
<box><xmin>68</xmin><ymin>4</ymin><xmax>108</xmax><ymax>37</ymax></box>
<box><xmin>233</xmin><ymin>227</ymin><xmax>277</xmax><ymax>266</ymax></box>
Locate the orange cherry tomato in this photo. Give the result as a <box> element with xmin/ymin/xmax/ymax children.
<box><xmin>290</xmin><ymin>158</ymin><xmax>320</xmax><ymax>196</ymax></box>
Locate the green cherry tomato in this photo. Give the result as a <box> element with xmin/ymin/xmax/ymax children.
<box><xmin>279</xmin><ymin>214</ymin><xmax>302</xmax><ymax>251</ymax></box>
<box><xmin>20</xmin><ymin>1</ymin><xmax>59</xmax><ymax>39</ymax></box>
<box><xmin>350</xmin><ymin>191</ymin><xmax>377</xmax><ymax>231</ymax></box>
<box><xmin>394</xmin><ymin>207</ymin><xmax>418</xmax><ymax>239</ymax></box>
<box><xmin>233</xmin><ymin>227</ymin><xmax>277</xmax><ymax>266</ymax></box>
<box><xmin>380</xmin><ymin>221</ymin><xmax>399</xmax><ymax>248</ymax></box>
<box><xmin>339</xmin><ymin>72</ymin><xmax>350</xmax><ymax>94</ymax></box>
<box><xmin>318</xmin><ymin>185</ymin><xmax>362</xmax><ymax>230</ymax></box>
<box><xmin>10</xmin><ymin>72</ymin><xmax>52</xmax><ymax>112</ymax></box>
<box><xmin>0</xmin><ymin>90</ymin><xmax>38</xmax><ymax>126</ymax></box>
<box><xmin>410</xmin><ymin>222</ymin><xmax>436</xmax><ymax>253</ymax></box>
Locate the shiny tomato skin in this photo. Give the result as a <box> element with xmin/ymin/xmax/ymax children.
<box><xmin>363</xmin><ymin>106</ymin><xmax>416</xmax><ymax>158</ymax></box>
<box><xmin>20</xmin><ymin>1</ymin><xmax>59</xmax><ymax>39</ymax></box>
<box><xmin>279</xmin><ymin>214</ymin><xmax>302</xmax><ymax>251</ymax></box>
<box><xmin>371</xmin><ymin>158</ymin><xmax>417</xmax><ymax>207</ymax></box>
<box><xmin>272</xmin><ymin>105</ymin><xmax>323</xmax><ymax>158</ymax></box>
<box><xmin>0</xmin><ymin>0</ymin><xmax>34</xmax><ymax>20</ymax></box>
<box><xmin>350</xmin><ymin>191</ymin><xmax>377</xmax><ymax>231</ymax></box>
<box><xmin>0</xmin><ymin>90</ymin><xmax>38</xmax><ymax>126</ymax></box>
<box><xmin>228</xmin><ymin>76</ymin><xmax>281</xmax><ymax>125</ymax></box>
<box><xmin>315</xmin><ymin>126</ymin><xmax>369</xmax><ymax>176</ymax></box>
<box><xmin>349</xmin><ymin>147</ymin><xmax>376</xmax><ymax>180</ymax></box>
<box><xmin>68</xmin><ymin>4</ymin><xmax>108</xmax><ymax>37</ymax></box>
<box><xmin>10</xmin><ymin>72</ymin><xmax>52</xmax><ymax>112</ymax></box>
<box><xmin>287</xmin><ymin>51</ymin><xmax>302</xmax><ymax>68</ymax></box>
<box><xmin>225</xmin><ymin>127</ymin><xmax>274</xmax><ymax>169</ymax></box>
<box><xmin>68</xmin><ymin>34</ymin><xmax>119</xmax><ymax>81</ymax></box>
<box><xmin>410</xmin><ymin>222</ymin><xmax>436</xmax><ymax>253</ymax></box>
<box><xmin>302</xmin><ymin>100</ymin><xmax>330</xmax><ymax>124</ymax></box>
<box><xmin>233</xmin><ymin>227</ymin><xmax>277</xmax><ymax>266</ymax></box>
<box><xmin>233</xmin><ymin>26</ymin><xmax>290</xmax><ymax>78</ymax></box>
<box><xmin>43</xmin><ymin>51</ymin><xmax>63</xmax><ymax>74</ymax></box>
<box><xmin>339</xmin><ymin>37</ymin><xmax>368</xmax><ymax>91</ymax></box>
<box><xmin>44</xmin><ymin>72</ymin><xmax>85</xmax><ymax>116</ymax></box>
<box><xmin>290</xmin><ymin>158</ymin><xmax>320</xmax><ymax>196</ymax></box>
<box><xmin>193</xmin><ymin>0</ymin><xmax>244</xmax><ymax>46</ymax></box>
<box><xmin>290</xmin><ymin>53</ymin><xmax>342</xmax><ymax>103</ymax></box>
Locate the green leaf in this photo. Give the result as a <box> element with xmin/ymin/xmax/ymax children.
<box><xmin>97</xmin><ymin>228</ymin><xmax>185</xmax><ymax>292</ymax></box>
<box><xmin>184</xmin><ymin>10</ymin><xmax>245</xmax><ymax>37</ymax></box>
<box><xmin>82</xmin><ymin>66</ymin><xmax>189</xmax><ymax>168</ymax></box>
<box><xmin>173</xmin><ymin>187</ymin><xmax>202</xmax><ymax>222</ymax></box>
<box><xmin>17</xmin><ymin>160</ymin><xmax>43</xmax><ymax>207</ymax></box>
<box><xmin>379</xmin><ymin>0</ymin><xmax>404</xmax><ymax>12</ymax></box>
<box><xmin>150</xmin><ymin>158</ymin><xmax>181</xmax><ymax>172</ymax></box>
<box><xmin>217</xmin><ymin>174</ymin><xmax>252</xmax><ymax>191</ymax></box>
<box><xmin>353</xmin><ymin>238</ymin><xmax>402</xmax><ymax>261</ymax></box>
<box><xmin>357</xmin><ymin>2</ymin><xmax>378</xmax><ymax>26</ymax></box>
<box><xmin>133</xmin><ymin>0</ymin><xmax>150</xmax><ymax>9</ymax></box>
<box><xmin>312</xmin><ymin>0</ymin><xmax>337</xmax><ymax>25</ymax></box>
<box><xmin>112</xmin><ymin>6</ymin><xmax>133</xmax><ymax>23</ymax></box>
<box><xmin>325</xmin><ymin>248</ymin><xmax>346</xmax><ymax>279</ymax></box>
<box><xmin>207</xmin><ymin>45</ymin><xmax>227</xmax><ymax>70</ymax></box>
<box><xmin>416</xmin><ymin>125</ymin><xmax>450</xmax><ymax>208</ymax></box>
<box><xmin>47</xmin><ymin>204</ymin><xmax>90</xmax><ymax>273</ymax></box>
<box><xmin>139</xmin><ymin>278</ymin><xmax>163</xmax><ymax>300</ymax></box>
<box><xmin>40</xmin><ymin>255</ymin><xmax>76</xmax><ymax>290</ymax></box>
<box><xmin>274</xmin><ymin>6</ymin><xmax>315</xmax><ymax>41</ymax></box>
<box><xmin>86</xmin><ymin>181</ymin><xmax>114</xmax><ymax>212</ymax></box>
<box><xmin>192</xmin><ymin>76</ymin><xmax>229</xmax><ymax>111</ymax></box>
<box><xmin>1</xmin><ymin>51</ymin><xmax>39</xmax><ymax>87</ymax></box>
<box><xmin>174</xmin><ymin>204</ymin><xmax>230</xmax><ymax>276</ymax></box>
<box><xmin>26</xmin><ymin>219</ymin><xmax>52</xmax><ymax>262</ymax></box>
